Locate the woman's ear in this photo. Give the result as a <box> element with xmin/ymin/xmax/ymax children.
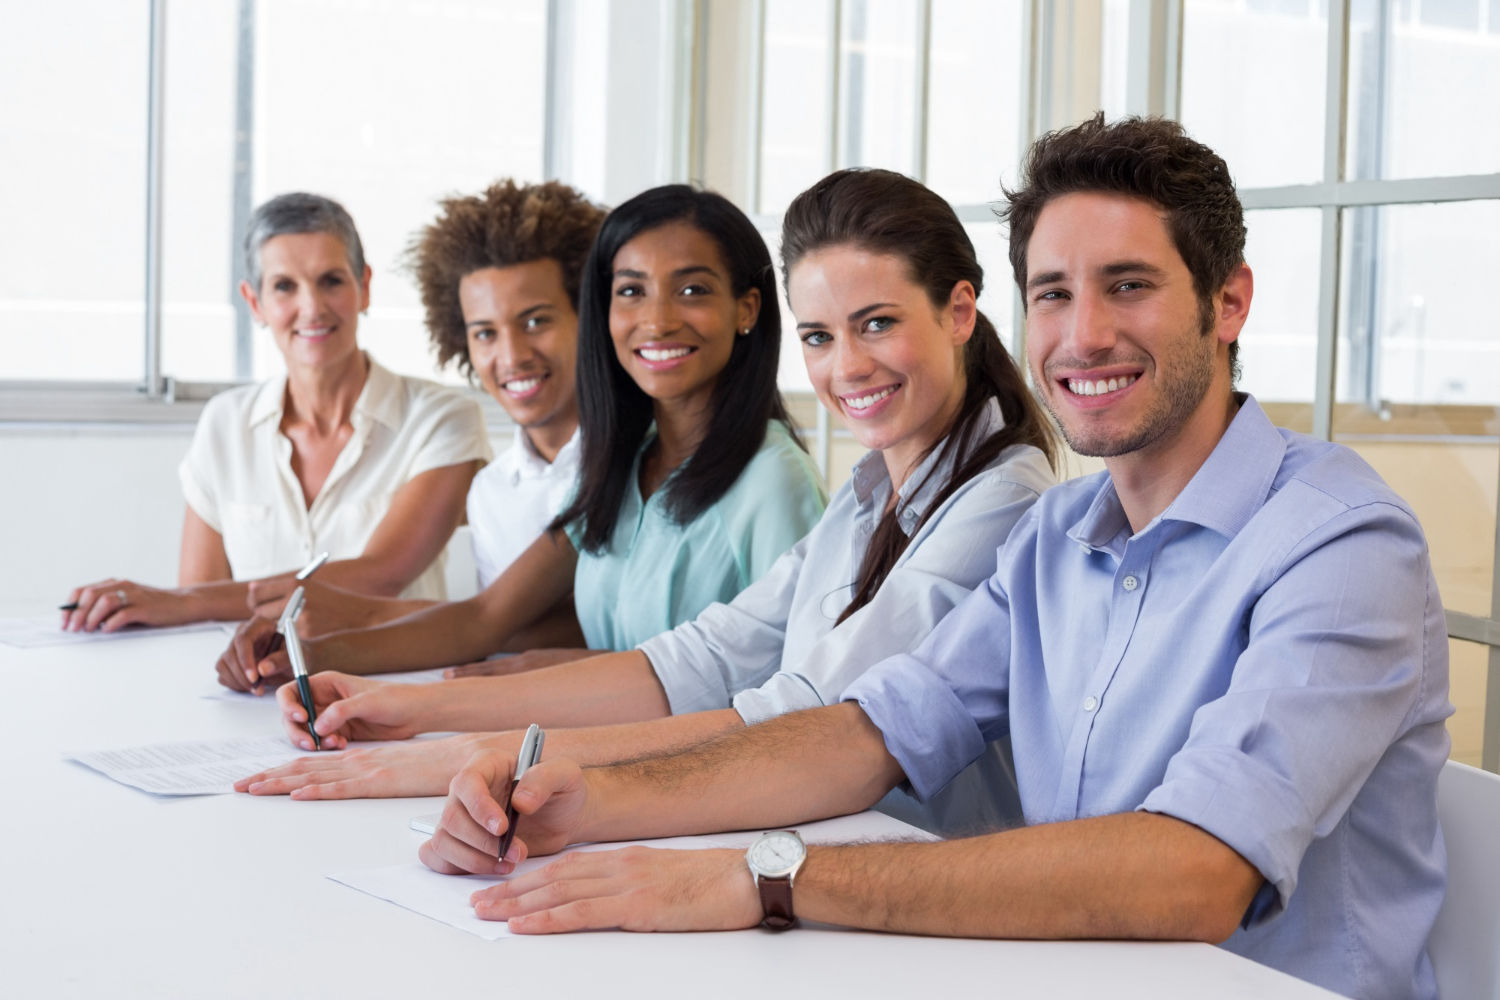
<box><xmin>948</xmin><ymin>280</ymin><xmax>978</xmax><ymax>347</ymax></box>
<box><xmin>736</xmin><ymin>287</ymin><xmax>762</xmax><ymax>335</ymax></box>
<box><xmin>239</xmin><ymin>279</ymin><xmax>265</xmax><ymax>326</ymax></box>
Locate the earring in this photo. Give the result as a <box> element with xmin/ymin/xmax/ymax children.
<box><xmin>739</xmin><ymin>327</ymin><xmax>751</xmax><ymax>336</ymax></box>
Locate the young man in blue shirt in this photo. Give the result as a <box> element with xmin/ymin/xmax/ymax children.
<box><xmin>420</xmin><ymin>115</ymin><xmax>1451</xmax><ymax>1000</ymax></box>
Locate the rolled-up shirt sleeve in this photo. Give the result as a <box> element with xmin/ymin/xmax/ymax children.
<box><xmin>1139</xmin><ymin>498</ymin><xmax>1445</xmax><ymax>921</ymax></box>
<box><xmin>843</xmin><ymin>555</ymin><xmax>1020</xmax><ymax>801</ymax></box>
<box><xmin>401</xmin><ymin>390</ymin><xmax>493</xmax><ymax>477</ymax></box>
<box><xmin>736</xmin><ymin>471</ymin><xmax>1044</xmax><ymax>726</ymax></box>
<box><xmin>639</xmin><ymin>538</ymin><xmax>806</xmax><ymax>715</ymax></box>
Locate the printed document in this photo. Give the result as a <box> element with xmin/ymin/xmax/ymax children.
<box><xmin>0</xmin><ymin>617</ymin><xmax>230</xmax><ymax>649</ymax></box>
<box><xmin>68</xmin><ymin>735</ymin><xmax>312</xmax><ymax>795</ymax></box>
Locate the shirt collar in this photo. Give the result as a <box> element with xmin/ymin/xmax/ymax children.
<box><xmin>352</xmin><ymin>355</ymin><xmax>405</xmax><ymax>432</ymax></box>
<box><xmin>246</xmin><ymin>352</ymin><xmax>400</xmax><ymax>431</ymax></box>
<box><xmin>1068</xmin><ymin>393</ymin><xmax>1285</xmax><ymax>551</ymax></box>
<box><xmin>248</xmin><ymin>374</ymin><xmax>288</xmax><ymax>428</ymax></box>
<box><xmin>850</xmin><ymin>397</ymin><xmax>1010</xmax><ymax>533</ymax></box>
<box><xmin>1160</xmin><ymin>393</ymin><xmax>1284</xmax><ymax>539</ymax></box>
<box><xmin>509</xmin><ymin>425</ymin><xmax>581</xmax><ymax>481</ymax></box>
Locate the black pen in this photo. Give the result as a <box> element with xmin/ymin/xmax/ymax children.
<box><xmin>498</xmin><ymin>724</ymin><xmax>545</xmax><ymax>862</ymax></box>
<box><xmin>58</xmin><ymin>602</ymin><xmax>79</xmax><ymax>611</ymax></box>
<box><xmin>262</xmin><ymin>552</ymin><xmax>330</xmax><ymax>659</ymax></box>
<box><xmin>277</xmin><ymin>587</ymin><xmax>321</xmax><ymax>751</ymax></box>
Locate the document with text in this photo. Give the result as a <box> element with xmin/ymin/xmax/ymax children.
<box><xmin>0</xmin><ymin>617</ymin><xmax>231</xmax><ymax>649</ymax></box>
<box><xmin>67</xmin><ymin>735</ymin><xmax>313</xmax><ymax>795</ymax></box>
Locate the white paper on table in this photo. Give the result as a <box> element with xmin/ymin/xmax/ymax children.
<box><xmin>328</xmin><ymin>835</ymin><xmax>739</xmax><ymax>940</ymax></box>
<box><xmin>330</xmin><ymin>811</ymin><xmax>938</xmax><ymax>939</ymax></box>
<box><xmin>0</xmin><ymin>617</ymin><xmax>233</xmax><ymax>649</ymax></box>
<box><xmin>200</xmin><ymin>666</ymin><xmax>449</xmax><ymax>701</ymax></box>
<box><xmin>67</xmin><ymin>735</ymin><xmax>314</xmax><ymax>795</ymax></box>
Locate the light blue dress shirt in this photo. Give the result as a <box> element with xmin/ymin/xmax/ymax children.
<box><xmin>569</xmin><ymin>421</ymin><xmax>826</xmax><ymax>652</ymax></box>
<box><xmin>844</xmin><ymin>396</ymin><xmax>1451</xmax><ymax>1000</ymax></box>
<box><xmin>639</xmin><ymin>400</ymin><xmax>1055</xmax><ymax>834</ymax></box>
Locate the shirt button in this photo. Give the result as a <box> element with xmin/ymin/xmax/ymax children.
<box><xmin>1122</xmin><ymin>575</ymin><xmax>1139</xmax><ymax>591</ymax></box>
<box><xmin>1083</xmin><ymin>695</ymin><xmax>1099</xmax><ymax>712</ymax></box>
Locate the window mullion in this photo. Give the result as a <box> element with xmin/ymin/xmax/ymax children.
<box><xmin>143</xmin><ymin>0</ymin><xmax>167</xmax><ymax>401</ymax></box>
<box><xmin>1311</xmin><ymin>0</ymin><xmax>1351</xmax><ymax>442</ymax></box>
<box><xmin>911</xmin><ymin>0</ymin><xmax>931</xmax><ymax>184</ymax></box>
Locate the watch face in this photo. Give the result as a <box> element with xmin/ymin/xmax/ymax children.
<box><xmin>747</xmin><ymin>831</ymin><xmax>805</xmax><ymax>878</ymax></box>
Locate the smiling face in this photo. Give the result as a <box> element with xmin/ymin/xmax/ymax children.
<box><xmin>789</xmin><ymin>246</ymin><xmax>973</xmax><ymax>488</ymax></box>
<box><xmin>242</xmin><ymin>231</ymin><xmax>370</xmax><ymax>373</ymax></box>
<box><xmin>459</xmin><ymin>260</ymin><xmax>580</xmax><ymax>461</ymax></box>
<box><xmin>607</xmin><ymin>220</ymin><xmax>760</xmax><ymax>416</ymax></box>
<box><xmin>1023</xmin><ymin>191</ymin><xmax>1246</xmax><ymax>467</ymax></box>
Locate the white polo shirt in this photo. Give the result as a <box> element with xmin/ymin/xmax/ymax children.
<box><xmin>466</xmin><ymin>426</ymin><xmax>581</xmax><ymax>590</ymax></box>
<box><xmin>178</xmin><ymin>355</ymin><xmax>492</xmax><ymax>600</ymax></box>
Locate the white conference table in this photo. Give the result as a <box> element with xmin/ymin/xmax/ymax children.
<box><xmin>0</xmin><ymin>613</ymin><xmax>1344</xmax><ymax>999</ymax></box>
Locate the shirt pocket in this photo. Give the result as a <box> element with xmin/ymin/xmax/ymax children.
<box><xmin>221</xmin><ymin>502</ymin><xmax>277</xmax><ymax>580</ymax></box>
<box><xmin>324</xmin><ymin>493</ymin><xmax>393</xmax><ymax>556</ymax></box>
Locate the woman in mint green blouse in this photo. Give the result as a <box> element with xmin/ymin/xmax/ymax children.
<box><xmin>227</xmin><ymin>185</ymin><xmax>824</xmax><ymax>688</ymax></box>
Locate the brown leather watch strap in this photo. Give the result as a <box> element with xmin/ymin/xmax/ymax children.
<box><xmin>758</xmin><ymin>875</ymin><xmax>797</xmax><ymax>930</ymax></box>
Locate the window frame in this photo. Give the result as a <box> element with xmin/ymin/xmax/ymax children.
<box><xmin>712</xmin><ymin>0</ymin><xmax>1500</xmax><ymax>767</ymax></box>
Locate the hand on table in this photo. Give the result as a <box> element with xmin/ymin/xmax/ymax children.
<box><xmin>274</xmin><ymin>670</ymin><xmax>426</xmax><ymax>748</ymax></box>
<box><xmin>235</xmin><ymin>732</ymin><xmax>490</xmax><ymax>799</ymax></box>
<box><xmin>61</xmin><ymin>578</ymin><xmax>191</xmax><ymax>633</ymax></box>
<box><xmin>469</xmin><ymin>846</ymin><xmax>759</xmax><ymax>934</ymax></box>
<box><xmin>444</xmin><ymin>647</ymin><xmax>594</xmax><ymax>679</ymax></box>
<box><xmin>418</xmin><ymin>749</ymin><xmax>591</xmax><ymax>876</ymax></box>
<box><xmin>215</xmin><ymin>615</ymin><xmax>292</xmax><ymax>694</ymax></box>
<box><xmin>247</xmin><ymin>577</ymin><xmax>386</xmax><ymax>635</ymax></box>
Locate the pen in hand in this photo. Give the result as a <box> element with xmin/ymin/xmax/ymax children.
<box><xmin>261</xmin><ymin>552</ymin><xmax>330</xmax><ymax>662</ymax></box>
<box><xmin>498</xmin><ymin>724</ymin><xmax>545</xmax><ymax>862</ymax></box>
<box><xmin>277</xmin><ymin>586</ymin><xmax>321</xmax><ymax>751</ymax></box>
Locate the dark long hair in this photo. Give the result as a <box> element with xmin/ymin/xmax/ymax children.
<box><xmin>553</xmin><ymin>184</ymin><xmax>798</xmax><ymax>553</ymax></box>
<box><xmin>780</xmin><ymin>168</ymin><xmax>1057</xmax><ymax>623</ymax></box>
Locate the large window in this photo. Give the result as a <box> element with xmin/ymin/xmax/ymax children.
<box><xmin>1173</xmin><ymin>0</ymin><xmax>1500</xmax><ymax>768</ymax></box>
<box><xmin>2</xmin><ymin>0</ymin><xmax>577</xmax><ymax>401</ymax></box>
<box><xmin>754</xmin><ymin>0</ymin><xmax>1027</xmax><ymax>398</ymax></box>
<box><xmin>1</xmin><ymin>1</ymin><xmax>149</xmax><ymax>382</ymax></box>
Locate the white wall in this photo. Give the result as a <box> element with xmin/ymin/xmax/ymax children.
<box><xmin>0</xmin><ymin>424</ymin><xmax>482</xmax><ymax>608</ymax></box>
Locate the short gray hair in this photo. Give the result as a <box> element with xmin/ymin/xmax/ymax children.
<box><xmin>243</xmin><ymin>192</ymin><xmax>367</xmax><ymax>291</ymax></box>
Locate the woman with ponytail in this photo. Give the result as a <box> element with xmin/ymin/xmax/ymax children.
<box><xmin>243</xmin><ymin>169</ymin><xmax>1057</xmax><ymax>835</ymax></box>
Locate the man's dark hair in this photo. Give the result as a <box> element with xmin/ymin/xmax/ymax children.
<box><xmin>999</xmin><ymin>113</ymin><xmax>1247</xmax><ymax>381</ymax></box>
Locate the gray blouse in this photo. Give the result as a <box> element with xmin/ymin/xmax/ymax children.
<box><xmin>638</xmin><ymin>399</ymin><xmax>1055</xmax><ymax>835</ymax></box>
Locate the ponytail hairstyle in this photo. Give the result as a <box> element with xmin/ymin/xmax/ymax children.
<box><xmin>780</xmin><ymin>168</ymin><xmax>1057</xmax><ymax>623</ymax></box>
<box><xmin>553</xmin><ymin>184</ymin><xmax>800</xmax><ymax>553</ymax></box>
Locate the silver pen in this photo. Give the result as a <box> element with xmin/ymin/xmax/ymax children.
<box><xmin>498</xmin><ymin>724</ymin><xmax>545</xmax><ymax>860</ymax></box>
<box><xmin>277</xmin><ymin>586</ymin><xmax>321</xmax><ymax>750</ymax></box>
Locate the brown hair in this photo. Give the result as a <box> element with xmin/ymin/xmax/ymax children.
<box><xmin>999</xmin><ymin>113</ymin><xmax>1247</xmax><ymax>380</ymax></box>
<box><xmin>781</xmin><ymin>168</ymin><xmax>1057</xmax><ymax>624</ymax></box>
<box><xmin>404</xmin><ymin>179</ymin><xmax>607</xmax><ymax>378</ymax></box>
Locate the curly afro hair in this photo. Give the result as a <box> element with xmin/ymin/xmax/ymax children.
<box><xmin>405</xmin><ymin>180</ymin><xmax>606</xmax><ymax>378</ymax></box>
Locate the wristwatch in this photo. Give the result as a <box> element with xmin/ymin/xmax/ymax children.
<box><xmin>746</xmin><ymin>830</ymin><xmax>807</xmax><ymax>930</ymax></box>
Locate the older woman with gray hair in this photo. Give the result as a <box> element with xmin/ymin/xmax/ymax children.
<box><xmin>62</xmin><ymin>193</ymin><xmax>490</xmax><ymax>682</ymax></box>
